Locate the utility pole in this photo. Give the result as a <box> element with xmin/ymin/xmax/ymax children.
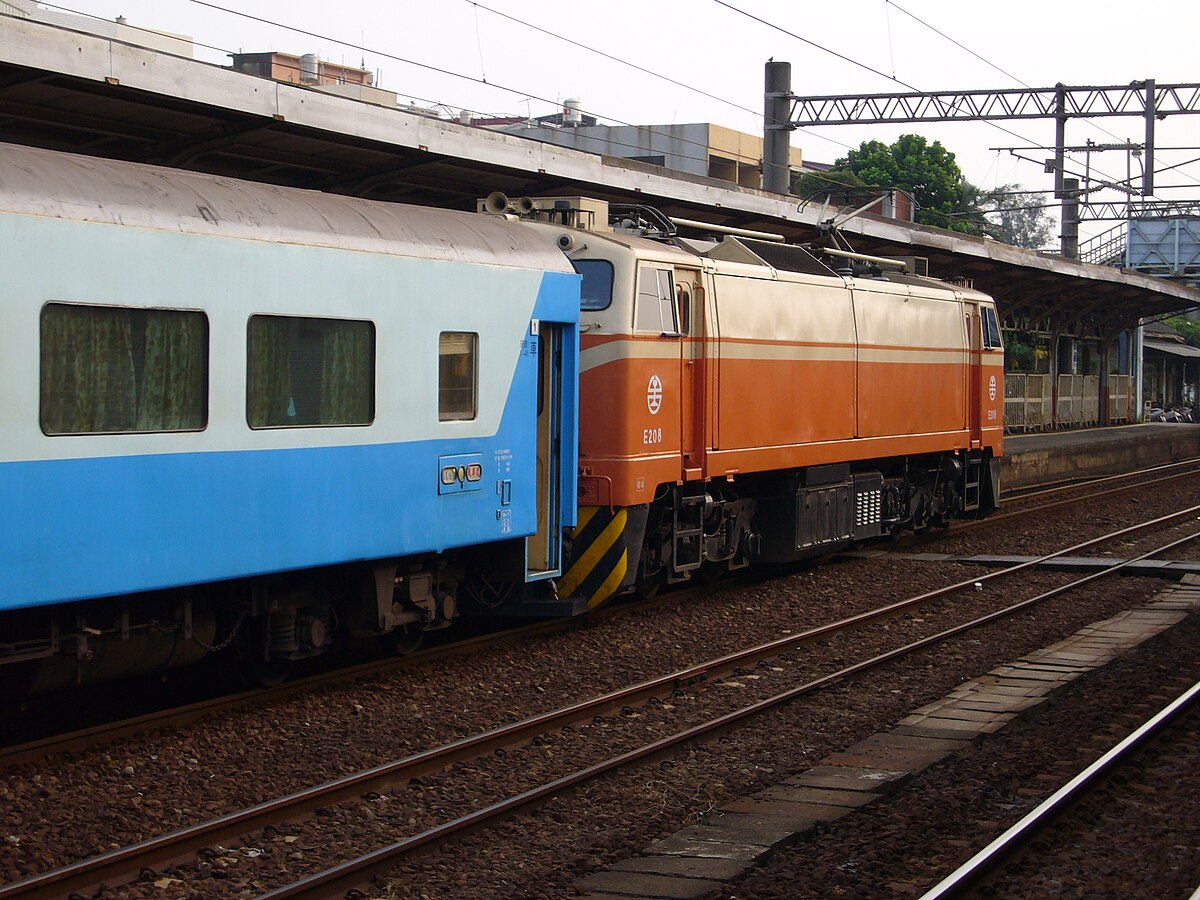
<box><xmin>1061</xmin><ymin>178</ymin><xmax>1080</xmax><ymax>259</ymax></box>
<box><xmin>762</xmin><ymin>60</ymin><xmax>793</xmax><ymax>195</ymax></box>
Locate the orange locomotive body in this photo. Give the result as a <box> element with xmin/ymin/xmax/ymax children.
<box><xmin>523</xmin><ymin>208</ymin><xmax>1003</xmax><ymax>608</ymax></box>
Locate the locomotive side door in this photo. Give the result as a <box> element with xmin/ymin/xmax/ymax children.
<box><xmin>676</xmin><ymin>267</ymin><xmax>706</xmax><ymax>480</ymax></box>
<box><xmin>966</xmin><ymin>301</ymin><xmax>983</xmax><ymax>447</ymax></box>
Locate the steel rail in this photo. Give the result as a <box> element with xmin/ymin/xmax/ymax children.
<box><xmin>0</xmin><ymin>619</ymin><xmax>576</xmax><ymax>767</ymax></box>
<box><xmin>7</xmin><ymin>458</ymin><xmax>1191</xmax><ymax>768</ymax></box>
<box><xmin>6</xmin><ymin>504</ymin><xmax>1196</xmax><ymax>900</ymax></box>
<box><xmin>924</xmin><ymin>462</ymin><xmax>1200</xmax><ymax>540</ymax></box>
<box><xmin>0</xmin><ymin>584</ymin><xmax>704</xmax><ymax>768</ymax></box>
<box><xmin>1000</xmin><ymin>456</ymin><xmax>1200</xmax><ymax>502</ymax></box>
<box><xmin>919</xmin><ymin>678</ymin><xmax>1200</xmax><ymax>900</ymax></box>
<box><xmin>262</xmin><ymin>526</ymin><xmax>1200</xmax><ymax>899</ymax></box>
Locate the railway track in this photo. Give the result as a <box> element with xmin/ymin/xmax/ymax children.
<box><xmin>4</xmin><ymin>503</ymin><xmax>1196</xmax><ymax>899</ymax></box>
<box><xmin>919</xmin><ymin>678</ymin><xmax>1200</xmax><ymax>899</ymax></box>
<box><xmin>4</xmin><ymin>457</ymin><xmax>1197</xmax><ymax>770</ymax></box>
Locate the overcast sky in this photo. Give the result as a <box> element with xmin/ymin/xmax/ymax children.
<box><xmin>40</xmin><ymin>0</ymin><xmax>1200</xmax><ymax>242</ymax></box>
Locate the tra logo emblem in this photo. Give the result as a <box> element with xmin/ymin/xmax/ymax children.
<box><xmin>647</xmin><ymin>374</ymin><xmax>663</xmax><ymax>415</ymax></box>
<box><xmin>988</xmin><ymin>374</ymin><xmax>997</xmax><ymax>402</ymax></box>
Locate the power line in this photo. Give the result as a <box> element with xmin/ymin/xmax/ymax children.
<box><xmin>29</xmin><ymin>1</ymin><xmax>474</xmax><ymax>115</ymax></box>
<box><xmin>882</xmin><ymin>0</ymin><xmax>1181</xmax><ymax>187</ymax></box>
<box><xmin>175</xmin><ymin>0</ymin><xmax>864</xmax><ymax>184</ymax></box>
<box><xmin>884</xmin><ymin>0</ymin><xmax>1029</xmax><ymax>88</ymax></box>
<box><xmin>465</xmin><ymin>4</ymin><xmax>750</xmax><ymax>129</ymax></box>
<box><xmin>30</xmin><ymin>0</ymin><xmax>774</xmax><ymax>178</ymax></box>
<box><xmin>711</xmin><ymin>0</ymin><xmax>1129</xmax><ymax>189</ymax></box>
<box><xmin>464</xmin><ymin>1</ymin><xmax>858</xmax><ymax>157</ymax></box>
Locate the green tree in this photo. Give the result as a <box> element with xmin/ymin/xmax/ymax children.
<box><xmin>1166</xmin><ymin>316</ymin><xmax>1200</xmax><ymax>348</ymax></box>
<box><xmin>837</xmin><ymin>134</ymin><xmax>979</xmax><ymax>233</ymax></box>
<box><xmin>792</xmin><ymin>166</ymin><xmax>865</xmax><ymax>200</ymax></box>
<box><xmin>981</xmin><ymin>185</ymin><xmax>1056</xmax><ymax>249</ymax></box>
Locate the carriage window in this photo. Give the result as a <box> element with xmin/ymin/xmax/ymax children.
<box><xmin>41</xmin><ymin>303</ymin><xmax>208</xmax><ymax>434</ymax></box>
<box><xmin>573</xmin><ymin>259</ymin><xmax>614</xmax><ymax>311</ymax></box>
<box><xmin>983</xmin><ymin>306</ymin><xmax>1003</xmax><ymax>350</ymax></box>
<box><xmin>635</xmin><ymin>266</ymin><xmax>679</xmax><ymax>335</ymax></box>
<box><xmin>247</xmin><ymin>315</ymin><xmax>374</xmax><ymax>428</ymax></box>
<box><xmin>439</xmin><ymin>332</ymin><xmax>478</xmax><ymax>421</ymax></box>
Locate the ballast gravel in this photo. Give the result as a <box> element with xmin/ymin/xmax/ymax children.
<box><xmin>0</xmin><ymin>476</ymin><xmax>1196</xmax><ymax>896</ymax></box>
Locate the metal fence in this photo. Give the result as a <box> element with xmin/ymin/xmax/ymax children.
<box><xmin>1004</xmin><ymin>373</ymin><xmax>1132</xmax><ymax>431</ymax></box>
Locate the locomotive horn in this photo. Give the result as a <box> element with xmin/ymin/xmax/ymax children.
<box><xmin>513</xmin><ymin>196</ymin><xmax>537</xmax><ymax>215</ymax></box>
<box><xmin>483</xmin><ymin>191</ymin><xmax>510</xmax><ymax>214</ymax></box>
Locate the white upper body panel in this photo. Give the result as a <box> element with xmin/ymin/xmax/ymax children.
<box><xmin>0</xmin><ymin>142</ymin><xmax>573</xmax><ymax>273</ymax></box>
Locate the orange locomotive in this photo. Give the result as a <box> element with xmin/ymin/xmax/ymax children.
<box><xmin>513</xmin><ymin>198</ymin><xmax>1004</xmax><ymax>609</ymax></box>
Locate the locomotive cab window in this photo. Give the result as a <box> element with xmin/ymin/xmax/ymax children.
<box><xmin>439</xmin><ymin>332</ymin><xmax>478</xmax><ymax>421</ymax></box>
<box><xmin>41</xmin><ymin>303</ymin><xmax>208</xmax><ymax>435</ymax></box>
<box><xmin>677</xmin><ymin>284</ymin><xmax>691</xmax><ymax>335</ymax></box>
<box><xmin>573</xmin><ymin>259</ymin><xmax>614</xmax><ymax>311</ymax></box>
<box><xmin>247</xmin><ymin>315</ymin><xmax>375</xmax><ymax>428</ymax></box>
<box><xmin>635</xmin><ymin>266</ymin><xmax>679</xmax><ymax>335</ymax></box>
<box><xmin>982</xmin><ymin>306</ymin><xmax>1003</xmax><ymax>350</ymax></box>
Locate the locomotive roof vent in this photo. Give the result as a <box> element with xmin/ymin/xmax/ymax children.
<box><xmin>477</xmin><ymin>193</ymin><xmax>611</xmax><ymax>232</ymax></box>
<box><xmin>703</xmin><ymin>236</ymin><xmax>836</xmax><ymax>277</ymax></box>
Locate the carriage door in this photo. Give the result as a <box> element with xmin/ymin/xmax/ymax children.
<box><xmin>677</xmin><ymin>269</ymin><xmax>706</xmax><ymax>480</ymax></box>
<box><xmin>966</xmin><ymin>302</ymin><xmax>983</xmax><ymax>448</ymax></box>
<box><xmin>527</xmin><ymin>324</ymin><xmax>563</xmax><ymax>579</ymax></box>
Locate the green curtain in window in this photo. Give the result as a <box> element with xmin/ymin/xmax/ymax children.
<box><xmin>88</xmin><ymin>309</ymin><xmax>136</xmax><ymax>431</ymax></box>
<box><xmin>136</xmin><ymin>311</ymin><xmax>206</xmax><ymax>431</ymax></box>
<box><xmin>41</xmin><ymin>305</ymin><xmax>136</xmax><ymax>433</ymax></box>
<box><xmin>320</xmin><ymin>321</ymin><xmax>373</xmax><ymax>424</ymax></box>
<box><xmin>247</xmin><ymin>317</ymin><xmax>294</xmax><ymax>427</ymax></box>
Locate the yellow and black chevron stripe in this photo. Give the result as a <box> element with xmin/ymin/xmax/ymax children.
<box><xmin>558</xmin><ymin>505</ymin><xmax>647</xmax><ymax>609</ymax></box>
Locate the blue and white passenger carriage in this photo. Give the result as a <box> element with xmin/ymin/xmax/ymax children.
<box><xmin>0</xmin><ymin>144</ymin><xmax>579</xmax><ymax>690</ymax></box>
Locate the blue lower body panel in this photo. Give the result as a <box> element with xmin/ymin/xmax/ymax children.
<box><xmin>0</xmin><ymin>435</ymin><xmax>535</xmax><ymax>611</ymax></box>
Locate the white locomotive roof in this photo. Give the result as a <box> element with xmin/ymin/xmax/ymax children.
<box><xmin>0</xmin><ymin>142</ymin><xmax>574</xmax><ymax>272</ymax></box>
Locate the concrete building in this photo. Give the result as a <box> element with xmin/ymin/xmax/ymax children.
<box><xmin>504</xmin><ymin>120</ymin><xmax>802</xmax><ymax>190</ymax></box>
<box><xmin>229</xmin><ymin>51</ymin><xmax>397</xmax><ymax>107</ymax></box>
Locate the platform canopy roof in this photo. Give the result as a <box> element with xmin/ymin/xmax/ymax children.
<box><xmin>1</xmin><ymin>14</ymin><xmax>1198</xmax><ymax>339</ymax></box>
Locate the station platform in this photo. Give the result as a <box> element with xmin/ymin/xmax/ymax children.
<box><xmin>1002</xmin><ymin>423</ymin><xmax>1200</xmax><ymax>492</ymax></box>
<box><xmin>574</xmin><ymin>577</ymin><xmax>1200</xmax><ymax>899</ymax></box>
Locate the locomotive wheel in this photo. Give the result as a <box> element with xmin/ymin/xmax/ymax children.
<box><xmin>635</xmin><ymin>579</ymin><xmax>661</xmax><ymax>600</ymax></box>
<box><xmin>383</xmin><ymin>624</ymin><xmax>424</xmax><ymax>656</ymax></box>
<box><xmin>248</xmin><ymin>655</ymin><xmax>292</xmax><ymax>687</ymax></box>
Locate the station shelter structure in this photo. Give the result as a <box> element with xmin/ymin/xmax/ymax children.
<box><xmin>0</xmin><ymin>10</ymin><xmax>1197</xmax><ymax>436</ymax></box>
<box><xmin>1143</xmin><ymin>321</ymin><xmax>1200</xmax><ymax>415</ymax></box>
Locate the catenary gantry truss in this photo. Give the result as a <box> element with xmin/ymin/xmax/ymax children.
<box><xmin>787</xmin><ymin>83</ymin><xmax>1200</xmax><ymax>126</ymax></box>
<box><xmin>785</xmin><ymin>80</ymin><xmax>1200</xmax><ymax>200</ymax></box>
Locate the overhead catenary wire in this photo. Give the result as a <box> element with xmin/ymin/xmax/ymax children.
<box><xmin>173</xmin><ymin>0</ymin><xmax>872</xmax><ymax>187</ymax></box>
<box><xmin>883</xmin><ymin>0</ymin><xmax>1190</xmax><ymax>186</ymax></box>
<box><xmin>711</xmin><ymin>0</ymin><xmax>1134</xmax><ymax>191</ymax></box>
<box><xmin>16</xmin><ymin>0</ymin><xmax>988</xmax><ymax>203</ymax></box>
<box><xmin>24</xmin><ymin>1</ymin><xmax>483</xmax><ymax>117</ymax></box>
<box><xmin>22</xmin><ymin>0</ymin><xmax>804</xmax><ymax>184</ymax></box>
